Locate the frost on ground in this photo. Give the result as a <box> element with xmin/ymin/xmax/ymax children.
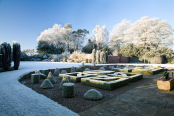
<box><xmin>0</xmin><ymin>61</ymin><xmax>81</xmax><ymax>116</ymax></box>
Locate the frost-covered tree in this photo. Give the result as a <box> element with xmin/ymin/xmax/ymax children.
<box><xmin>72</xmin><ymin>29</ymin><xmax>89</xmax><ymax>50</ymax></box>
<box><xmin>37</xmin><ymin>24</ymin><xmax>66</xmax><ymax>52</ymax></box>
<box><xmin>126</xmin><ymin>16</ymin><xmax>173</xmax><ymax>49</ymax></box>
<box><xmin>37</xmin><ymin>24</ymin><xmax>88</xmax><ymax>53</ymax></box>
<box><xmin>110</xmin><ymin>20</ymin><xmax>130</xmax><ymax>52</ymax></box>
<box><xmin>92</xmin><ymin>25</ymin><xmax>109</xmax><ymax>50</ymax></box>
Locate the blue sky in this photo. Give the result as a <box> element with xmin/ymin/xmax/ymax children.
<box><xmin>0</xmin><ymin>0</ymin><xmax>174</xmax><ymax>50</ymax></box>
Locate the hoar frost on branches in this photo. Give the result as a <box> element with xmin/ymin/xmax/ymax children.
<box><xmin>92</xmin><ymin>25</ymin><xmax>109</xmax><ymax>49</ymax></box>
<box><xmin>37</xmin><ymin>24</ymin><xmax>88</xmax><ymax>53</ymax></box>
<box><xmin>126</xmin><ymin>16</ymin><xmax>173</xmax><ymax>49</ymax></box>
<box><xmin>109</xmin><ymin>20</ymin><xmax>130</xmax><ymax>52</ymax></box>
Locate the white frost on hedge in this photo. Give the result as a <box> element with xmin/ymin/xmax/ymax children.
<box><xmin>84</xmin><ymin>68</ymin><xmax>90</xmax><ymax>71</ymax></box>
<box><xmin>35</xmin><ymin>70</ymin><xmax>46</xmax><ymax>76</ymax></box>
<box><xmin>63</xmin><ymin>83</ymin><xmax>74</xmax><ymax>86</ymax></box>
<box><xmin>60</xmin><ymin>70</ymin><xmax>67</xmax><ymax>74</ymax></box>
<box><xmin>70</xmin><ymin>67</ymin><xmax>76</xmax><ymax>73</ymax></box>
<box><xmin>84</xmin><ymin>89</ymin><xmax>103</xmax><ymax>100</ymax></box>
<box><xmin>47</xmin><ymin>71</ymin><xmax>56</xmax><ymax>84</ymax></box>
<box><xmin>99</xmin><ymin>67</ymin><xmax>105</xmax><ymax>70</ymax></box>
<box><xmin>40</xmin><ymin>79</ymin><xmax>54</xmax><ymax>89</ymax></box>
<box><xmin>53</xmin><ymin>68</ymin><xmax>60</xmax><ymax>76</ymax></box>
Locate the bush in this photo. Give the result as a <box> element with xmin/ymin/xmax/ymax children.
<box><xmin>82</xmin><ymin>39</ymin><xmax>97</xmax><ymax>53</ymax></box>
<box><xmin>0</xmin><ymin>42</ymin><xmax>12</xmax><ymax>71</ymax></box>
<box><xmin>70</xmin><ymin>67</ymin><xmax>76</xmax><ymax>73</ymax></box>
<box><xmin>68</xmin><ymin>50</ymin><xmax>91</xmax><ymax>63</ymax></box>
<box><xmin>100</xmin><ymin>51</ymin><xmax>106</xmax><ymax>64</ymax></box>
<box><xmin>99</xmin><ymin>67</ymin><xmax>105</xmax><ymax>70</ymax></box>
<box><xmin>47</xmin><ymin>72</ymin><xmax>56</xmax><ymax>84</ymax></box>
<box><xmin>37</xmin><ymin>40</ymin><xmax>64</xmax><ymax>54</ymax></box>
<box><xmin>53</xmin><ymin>68</ymin><xmax>60</xmax><ymax>76</ymax></box>
<box><xmin>40</xmin><ymin>79</ymin><xmax>53</xmax><ymax>89</ymax></box>
<box><xmin>84</xmin><ymin>89</ymin><xmax>103</xmax><ymax>101</ymax></box>
<box><xmin>0</xmin><ymin>54</ymin><xmax>2</xmax><ymax>68</ymax></box>
<box><xmin>62</xmin><ymin>83</ymin><xmax>75</xmax><ymax>98</ymax></box>
<box><xmin>59</xmin><ymin>75</ymin><xmax>70</xmax><ymax>89</ymax></box>
<box><xmin>96</xmin><ymin>50</ymin><xmax>100</xmax><ymax>64</ymax></box>
<box><xmin>92</xmin><ymin>49</ymin><xmax>96</xmax><ymax>63</ymax></box>
<box><xmin>31</xmin><ymin>74</ymin><xmax>40</xmax><ymax>84</ymax></box>
<box><xmin>13</xmin><ymin>42</ymin><xmax>21</xmax><ymax>70</ymax></box>
<box><xmin>61</xmin><ymin>70</ymin><xmax>67</xmax><ymax>74</ymax></box>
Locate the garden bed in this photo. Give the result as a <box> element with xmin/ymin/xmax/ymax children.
<box><xmin>20</xmin><ymin>74</ymin><xmax>151</xmax><ymax>113</ymax></box>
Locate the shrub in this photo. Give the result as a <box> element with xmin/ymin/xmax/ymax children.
<box><xmin>108</xmin><ymin>66</ymin><xmax>115</xmax><ymax>70</ymax></box>
<box><xmin>47</xmin><ymin>72</ymin><xmax>56</xmax><ymax>84</ymax></box>
<box><xmin>92</xmin><ymin>49</ymin><xmax>96</xmax><ymax>63</ymax></box>
<box><xmin>84</xmin><ymin>68</ymin><xmax>90</xmax><ymax>71</ymax></box>
<box><xmin>0</xmin><ymin>54</ymin><xmax>2</xmax><ymax>68</ymax></box>
<box><xmin>68</xmin><ymin>50</ymin><xmax>90</xmax><ymax>63</ymax></box>
<box><xmin>99</xmin><ymin>67</ymin><xmax>105</xmax><ymax>70</ymax></box>
<box><xmin>96</xmin><ymin>50</ymin><xmax>100</xmax><ymax>64</ymax></box>
<box><xmin>84</xmin><ymin>89</ymin><xmax>103</xmax><ymax>101</ymax></box>
<box><xmin>53</xmin><ymin>68</ymin><xmax>60</xmax><ymax>76</ymax></box>
<box><xmin>31</xmin><ymin>74</ymin><xmax>40</xmax><ymax>84</ymax></box>
<box><xmin>0</xmin><ymin>42</ymin><xmax>12</xmax><ymax>71</ymax></box>
<box><xmin>100</xmin><ymin>51</ymin><xmax>106</xmax><ymax>64</ymax></box>
<box><xmin>40</xmin><ymin>69</ymin><xmax>49</xmax><ymax>77</ymax></box>
<box><xmin>13</xmin><ymin>41</ymin><xmax>21</xmax><ymax>70</ymax></box>
<box><xmin>163</xmin><ymin>71</ymin><xmax>169</xmax><ymax>81</ymax></box>
<box><xmin>60</xmin><ymin>70</ymin><xmax>67</xmax><ymax>74</ymax></box>
<box><xmin>70</xmin><ymin>67</ymin><xmax>76</xmax><ymax>73</ymax></box>
<box><xmin>59</xmin><ymin>75</ymin><xmax>70</xmax><ymax>89</ymax></box>
<box><xmin>105</xmin><ymin>51</ymin><xmax>108</xmax><ymax>63</ymax></box>
<box><xmin>35</xmin><ymin>70</ymin><xmax>46</xmax><ymax>79</ymax></box>
<box><xmin>40</xmin><ymin>79</ymin><xmax>54</xmax><ymax>89</ymax></box>
<box><xmin>82</xmin><ymin>39</ymin><xmax>97</xmax><ymax>53</ymax></box>
<box><xmin>62</xmin><ymin>83</ymin><xmax>75</xmax><ymax>98</ymax></box>
<box><xmin>76</xmin><ymin>67</ymin><xmax>81</xmax><ymax>72</ymax></box>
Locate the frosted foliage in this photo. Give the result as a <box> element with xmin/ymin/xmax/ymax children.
<box><xmin>99</xmin><ymin>67</ymin><xmax>105</xmax><ymax>70</ymax></box>
<box><xmin>40</xmin><ymin>79</ymin><xmax>54</xmax><ymax>89</ymax></box>
<box><xmin>84</xmin><ymin>68</ymin><xmax>90</xmax><ymax>71</ymax></box>
<box><xmin>60</xmin><ymin>76</ymin><xmax>70</xmax><ymax>89</ymax></box>
<box><xmin>110</xmin><ymin>20</ymin><xmax>130</xmax><ymax>48</ymax></box>
<box><xmin>70</xmin><ymin>67</ymin><xmax>76</xmax><ymax>73</ymax></box>
<box><xmin>96</xmin><ymin>50</ymin><xmax>100</xmax><ymax>64</ymax></box>
<box><xmin>84</xmin><ymin>89</ymin><xmax>103</xmax><ymax>100</ymax></box>
<box><xmin>61</xmin><ymin>70</ymin><xmax>67</xmax><ymax>74</ymax></box>
<box><xmin>100</xmin><ymin>51</ymin><xmax>106</xmax><ymax>64</ymax></box>
<box><xmin>92</xmin><ymin>49</ymin><xmax>96</xmax><ymax>63</ymax></box>
<box><xmin>92</xmin><ymin>25</ymin><xmax>109</xmax><ymax>48</ymax></box>
<box><xmin>126</xmin><ymin>16</ymin><xmax>173</xmax><ymax>48</ymax></box>
<box><xmin>37</xmin><ymin>24</ymin><xmax>72</xmax><ymax>49</ymax></box>
<box><xmin>53</xmin><ymin>68</ymin><xmax>60</xmax><ymax>76</ymax></box>
<box><xmin>47</xmin><ymin>72</ymin><xmax>56</xmax><ymax>84</ymax></box>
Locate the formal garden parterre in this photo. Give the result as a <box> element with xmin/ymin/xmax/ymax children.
<box><xmin>19</xmin><ymin>64</ymin><xmax>166</xmax><ymax>113</ymax></box>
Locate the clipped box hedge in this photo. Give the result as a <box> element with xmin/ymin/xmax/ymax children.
<box><xmin>83</xmin><ymin>70</ymin><xmax>115</xmax><ymax>75</ymax></box>
<box><xmin>108</xmin><ymin>73</ymin><xmax>143</xmax><ymax>82</ymax></box>
<box><xmin>59</xmin><ymin>72</ymin><xmax>97</xmax><ymax>83</ymax></box>
<box><xmin>111</xmin><ymin>68</ymin><xmax>132</xmax><ymax>73</ymax></box>
<box><xmin>132</xmin><ymin>68</ymin><xmax>162</xmax><ymax>75</ymax></box>
<box><xmin>81</xmin><ymin>76</ymin><xmax>129</xmax><ymax>90</ymax></box>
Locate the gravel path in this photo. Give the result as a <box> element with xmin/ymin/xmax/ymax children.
<box><xmin>0</xmin><ymin>61</ymin><xmax>81</xmax><ymax>116</ymax></box>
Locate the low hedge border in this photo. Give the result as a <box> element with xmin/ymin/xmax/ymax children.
<box><xmin>59</xmin><ymin>72</ymin><xmax>97</xmax><ymax>83</ymax></box>
<box><xmin>81</xmin><ymin>77</ymin><xmax>129</xmax><ymax>90</ymax></box>
<box><xmin>108</xmin><ymin>73</ymin><xmax>143</xmax><ymax>82</ymax></box>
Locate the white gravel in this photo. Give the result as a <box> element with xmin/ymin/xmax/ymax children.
<box><xmin>0</xmin><ymin>61</ymin><xmax>81</xmax><ymax>116</ymax></box>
